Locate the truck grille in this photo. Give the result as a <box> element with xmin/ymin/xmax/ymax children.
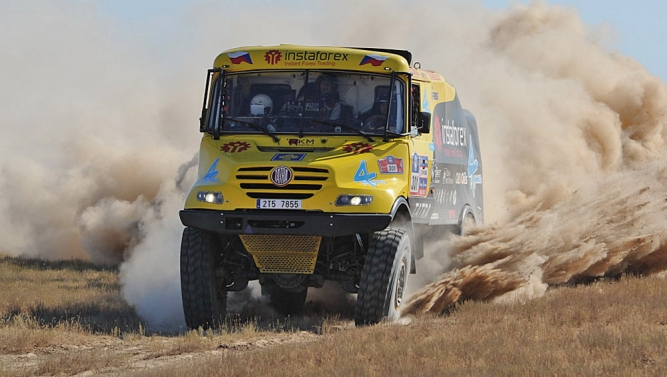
<box><xmin>236</xmin><ymin>166</ymin><xmax>329</xmax><ymax>200</ymax></box>
<box><xmin>239</xmin><ymin>235</ymin><xmax>321</xmax><ymax>274</ymax></box>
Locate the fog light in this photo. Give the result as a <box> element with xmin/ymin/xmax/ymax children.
<box><xmin>335</xmin><ymin>195</ymin><xmax>373</xmax><ymax>206</ymax></box>
<box><xmin>197</xmin><ymin>191</ymin><xmax>223</xmax><ymax>204</ymax></box>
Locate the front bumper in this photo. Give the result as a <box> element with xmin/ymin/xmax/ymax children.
<box><xmin>180</xmin><ymin>209</ymin><xmax>392</xmax><ymax>236</ymax></box>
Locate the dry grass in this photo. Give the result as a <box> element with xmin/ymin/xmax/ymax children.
<box><xmin>0</xmin><ymin>256</ymin><xmax>140</xmax><ymax>339</ymax></box>
<box><xmin>0</xmin><ymin>255</ymin><xmax>335</xmax><ymax>376</ymax></box>
<box><xmin>2</xmin><ymin>255</ymin><xmax>667</xmax><ymax>376</ymax></box>
<box><xmin>142</xmin><ymin>274</ymin><xmax>667</xmax><ymax>377</ymax></box>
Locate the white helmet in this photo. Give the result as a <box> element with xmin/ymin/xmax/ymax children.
<box><xmin>250</xmin><ymin>94</ymin><xmax>273</xmax><ymax>115</ymax></box>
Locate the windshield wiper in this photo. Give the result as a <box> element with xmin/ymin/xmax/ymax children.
<box><xmin>310</xmin><ymin>119</ymin><xmax>375</xmax><ymax>142</ymax></box>
<box><xmin>224</xmin><ymin>117</ymin><xmax>279</xmax><ymax>142</ymax></box>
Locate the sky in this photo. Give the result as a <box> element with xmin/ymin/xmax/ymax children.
<box><xmin>97</xmin><ymin>0</ymin><xmax>667</xmax><ymax>83</ymax></box>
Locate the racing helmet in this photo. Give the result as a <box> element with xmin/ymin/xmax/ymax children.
<box><xmin>250</xmin><ymin>94</ymin><xmax>273</xmax><ymax>115</ymax></box>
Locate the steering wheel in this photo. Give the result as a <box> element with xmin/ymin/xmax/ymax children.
<box><xmin>362</xmin><ymin>115</ymin><xmax>386</xmax><ymax>132</ymax></box>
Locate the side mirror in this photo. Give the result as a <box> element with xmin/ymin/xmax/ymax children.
<box><xmin>418</xmin><ymin>112</ymin><xmax>431</xmax><ymax>134</ymax></box>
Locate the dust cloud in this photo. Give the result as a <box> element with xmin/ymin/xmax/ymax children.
<box><xmin>2</xmin><ymin>1</ymin><xmax>666</xmax><ymax>330</ymax></box>
<box><xmin>402</xmin><ymin>3</ymin><xmax>667</xmax><ymax>316</ymax></box>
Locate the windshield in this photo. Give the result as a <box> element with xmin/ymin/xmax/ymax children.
<box><xmin>208</xmin><ymin>70</ymin><xmax>406</xmax><ymax>137</ymax></box>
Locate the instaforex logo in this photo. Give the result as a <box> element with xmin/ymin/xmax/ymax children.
<box><xmin>267</xmin><ymin>50</ymin><xmax>349</xmax><ymax>67</ymax></box>
<box><xmin>264</xmin><ymin>50</ymin><xmax>282</xmax><ymax>65</ymax></box>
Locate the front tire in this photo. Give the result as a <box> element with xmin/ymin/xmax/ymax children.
<box><xmin>180</xmin><ymin>227</ymin><xmax>227</xmax><ymax>330</ymax></box>
<box><xmin>354</xmin><ymin>228</ymin><xmax>411</xmax><ymax>326</ymax></box>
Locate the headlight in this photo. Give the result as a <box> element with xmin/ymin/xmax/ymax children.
<box><xmin>196</xmin><ymin>191</ymin><xmax>223</xmax><ymax>204</ymax></box>
<box><xmin>335</xmin><ymin>195</ymin><xmax>373</xmax><ymax>206</ymax></box>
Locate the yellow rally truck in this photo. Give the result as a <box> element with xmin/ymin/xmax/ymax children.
<box><xmin>180</xmin><ymin>45</ymin><xmax>483</xmax><ymax>327</ymax></box>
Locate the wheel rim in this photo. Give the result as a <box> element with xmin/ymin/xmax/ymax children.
<box><xmin>394</xmin><ymin>257</ymin><xmax>407</xmax><ymax>309</ymax></box>
<box><xmin>461</xmin><ymin>213</ymin><xmax>475</xmax><ymax>236</ymax></box>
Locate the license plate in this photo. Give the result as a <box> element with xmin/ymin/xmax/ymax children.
<box><xmin>256</xmin><ymin>199</ymin><xmax>302</xmax><ymax>209</ymax></box>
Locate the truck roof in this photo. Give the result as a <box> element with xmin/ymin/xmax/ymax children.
<box><xmin>214</xmin><ymin>44</ymin><xmax>451</xmax><ymax>89</ymax></box>
<box><xmin>214</xmin><ymin>45</ymin><xmax>413</xmax><ymax>74</ymax></box>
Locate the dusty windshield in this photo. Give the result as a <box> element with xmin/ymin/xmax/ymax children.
<box><xmin>213</xmin><ymin>71</ymin><xmax>406</xmax><ymax>136</ymax></box>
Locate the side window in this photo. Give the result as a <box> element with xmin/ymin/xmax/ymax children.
<box><xmin>387</xmin><ymin>80</ymin><xmax>406</xmax><ymax>133</ymax></box>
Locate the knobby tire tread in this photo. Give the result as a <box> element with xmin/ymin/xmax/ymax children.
<box><xmin>180</xmin><ymin>227</ymin><xmax>225</xmax><ymax>329</ymax></box>
<box><xmin>355</xmin><ymin>228</ymin><xmax>405</xmax><ymax>326</ymax></box>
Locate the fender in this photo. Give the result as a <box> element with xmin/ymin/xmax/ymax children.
<box><xmin>390</xmin><ymin>196</ymin><xmax>420</xmax><ymax>272</ymax></box>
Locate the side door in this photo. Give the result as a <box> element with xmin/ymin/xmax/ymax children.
<box><xmin>407</xmin><ymin>82</ymin><xmax>435</xmax><ymax>223</ymax></box>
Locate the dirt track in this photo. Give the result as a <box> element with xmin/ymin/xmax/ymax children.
<box><xmin>1</xmin><ymin>330</ymin><xmax>324</xmax><ymax>376</ymax></box>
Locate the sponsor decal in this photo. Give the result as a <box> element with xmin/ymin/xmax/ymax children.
<box><xmin>270</xmin><ymin>166</ymin><xmax>293</xmax><ymax>187</ymax></box>
<box><xmin>449</xmin><ymin>209</ymin><xmax>456</xmax><ymax>219</ymax></box>
<box><xmin>410</xmin><ymin>153</ymin><xmax>419</xmax><ymax>195</ymax></box>
<box><xmin>468</xmin><ymin>135</ymin><xmax>483</xmax><ymax>196</ymax></box>
<box><xmin>343</xmin><ymin>142</ymin><xmax>373</xmax><ymax>154</ymax></box>
<box><xmin>433</xmin><ymin>167</ymin><xmax>442</xmax><ymax>184</ymax></box>
<box><xmin>419</xmin><ymin>156</ymin><xmax>429</xmax><ymax>195</ymax></box>
<box><xmin>421</xmin><ymin>91</ymin><xmax>430</xmax><ymax>111</ymax></box>
<box><xmin>435</xmin><ymin>117</ymin><xmax>468</xmax><ymax>161</ymax></box>
<box><xmin>426</xmin><ymin>71</ymin><xmax>443</xmax><ymax>81</ymax></box>
<box><xmin>285</xmin><ymin>50</ymin><xmax>349</xmax><ymax>61</ymax></box>
<box><xmin>455</xmin><ymin>172</ymin><xmax>468</xmax><ymax>185</ymax></box>
<box><xmin>288</xmin><ymin>138</ymin><xmax>315</xmax><ymax>146</ymax></box>
<box><xmin>430</xmin><ymin>213</ymin><xmax>439</xmax><ymax>220</ymax></box>
<box><xmin>271</xmin><ymin>153</ymin><xmax>306</xmax><ymax>162</ymax></box>
<box><xmin>412</xmin><ymin>203</ymin><xmax>431</xmax><ymax>219</ymax></box>
<box><xmin>435</xmin><ymin>188</ymin><xmax>457</xmax><ymax>205</ymax></box>
<box><xmin>282</xmin><ymin>50</ymin><xmax>349</xmax><ymax>67</ymax></box>
<box><xmin>264</xmin><ymin>50</ymin><xmax>282</xmax><ymax>65</ymax></box>
<box><xmin>410</xmin><ymin>68</ymin><xmax>429</xmax><ymax>79</ymax></box>
<box><xmin>433</xmin><ymin>116</ymin><xmax>443</xmax><ymax>156</ymax></box>
<box><xmin>228</xmin><ymin>51</ymin><xmax>253</xmax><ymax>65</ymax></box>
<box><xmin>443</xmin><ymin>119</ymin><xmax>467</xmax><ymax>147</ymax></box>
<box><xmin>444</xmin><ymin>147</ymin><xmax>464</xmax><ymax>158</ymax></box>
<box><xmin>377</xmin><ymin>156</ymin><xmax>404</xmax><ymax>174</ymax></box>
<box><xmin>432</xmin><ymin>91</ymin><xmax>439</xmax><ymax>101</ymax></box>
<box><xmin>201</xmin><ymin>158</ymin><xmax>220</xmax><ymax>183</ymax></box>
<box><xmin>360</xmin><ymin>54</ymin><xmax>389</xmax><ymax>67</ymax></box>
<box><xmin>443</xmin><ymin>168</ymin><xmax>454</xmax><ymax>185</ymax></box>
<box><xmin>435</xmin><ymin>189</ymin><xmax>446</xmax><ymax>204</ymax></box>
<box><xmin>354</xmin><ymin>160</ymin><xmax>383</xmax><ymax>187</ymax></box>
<box><xmin>409</xmin><ymin>153</ymin><xmax>429</xmax><ymax>196</ymax></box>
<box><xmin>220</xmin><ymin>141</ymin><xmax>251</xmax><ymax>153</ymax></box>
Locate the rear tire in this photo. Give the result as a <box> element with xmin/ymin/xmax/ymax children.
<box><xmin>354</xmin><ymin>228</ymin><xmax>411</xmax><ymax>326</ymax></box>
<box><xmin>180</xmin><ymin>227</ymin><xmax>227</xmax><ymax>330</ymax></box>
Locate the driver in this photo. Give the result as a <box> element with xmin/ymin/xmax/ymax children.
<box><xmin>299</xmin><ymin>74</ymin><xmax>345</xmax><ymax>120</ymax></box>
<box><xmin>361</xmin><ymin>92</ymin><xmax>389</xmax><ymax>132</ymax></box>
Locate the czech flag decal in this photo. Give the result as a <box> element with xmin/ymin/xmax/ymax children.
<box><xmin>360</xmin><ymin>54</ymin><xmax>388</xmax><ymax>66</ymax></box>
<box><xmin>228</xmin><ymin>51</ymin><xmax>253</xmax><ymax>65</ymax></box>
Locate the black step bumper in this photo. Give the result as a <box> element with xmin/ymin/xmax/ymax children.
<box><xmin>180</xmin><ymin>209</ymin><xmax>392</xmax><ymax>237</ymax></box>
